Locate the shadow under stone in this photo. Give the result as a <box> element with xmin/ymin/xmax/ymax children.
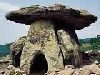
<box><xmin>29</xmin><ymin>52</ymin><xmax>48</xmax><ymax>75</ymax></box>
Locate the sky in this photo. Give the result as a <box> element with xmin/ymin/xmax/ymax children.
<box><xmin>0</xmin><ymin>0</ymin><xmax>100</xmax><ymax>44</ymax></box>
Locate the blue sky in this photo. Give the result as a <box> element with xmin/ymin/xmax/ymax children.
<box><xmin>0</xmin><ymin>0</ymin><xmax>100</xmax><ymax>44</ymax></box>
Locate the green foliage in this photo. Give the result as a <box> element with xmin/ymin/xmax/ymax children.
<box><xmin>0</xmin><ymin>43</ymin><xmax>10</xmax><ymax>57</ymax></box>
<box><xmin>90</xmin><ymin>38</ymin><xmax>100</xmax><ymax>50</ymax></box>
<box><xmin>79</xmin><ymin>38</ymin><xmax>100</xmax><ymax>52</ymax></box>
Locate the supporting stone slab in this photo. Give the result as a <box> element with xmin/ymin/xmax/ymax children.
<box><xmin>10</xmin><ymin>36</ymin><xmax>26</xmax><ymax>67</ymax></box>
<box><xmin>57</xmin><ymin>29</ymin><xmax>82</xmax><ymax>67</ymax></box>
<box><xmin>20</xmin><ymin>20</ymin><xmax>64</xmax><ymax>74</ymax></box>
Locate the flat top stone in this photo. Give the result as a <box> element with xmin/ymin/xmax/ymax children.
<box><xmin>6</xmin><ymin>4</ymin><xmax>97</xmax><ymax>30</ymax></box>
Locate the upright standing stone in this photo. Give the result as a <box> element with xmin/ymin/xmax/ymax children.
<box><xmin>20</xmin><ymin>20</ymin><xmax>64</xmax><ymax>73</ymax></box>
<box><xmin>57</xmin><ymin>29</ymin><xmax>81</xmax><ymax>67</ymax></box>
<box><xmin>10</xmin><ymin>36</ymin><xmax>26</xmax><ymax>67</ymax></box>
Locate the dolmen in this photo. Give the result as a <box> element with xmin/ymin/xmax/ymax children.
<box><xmin>6</xmin><ymin>4</ymin><xmax>97</xmax><ymax>74</ymax></box>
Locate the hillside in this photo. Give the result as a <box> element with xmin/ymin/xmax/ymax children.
<box><xmin>79</xmin><ymin>37</ymin><xmax>100</xmax><ymax>52</ymax></box>
<box><xmin>0</xmin><ymin>44</ymin><xmax>10</xmax><ymax>57</ymax></box>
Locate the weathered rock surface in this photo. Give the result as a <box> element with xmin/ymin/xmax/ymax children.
<box><xmin>1</xmin><ymin>63</ymin><xmax>100</xmax><ymax>75</ymax></box>
<box><xmin>10</xmin><ymin>36</ymin><xmax>26</xmax><ymax>55</ymax></box>
<box><xmin>0</xmin><ymin>55</ymin><xmax>10</xmax><ymax>63</ymax></box>
<box><xmin>20</xmin><ymin>20</ymin><xmax>64</xmax><ymax>74</ymax></box>
<box><xmin>57</xmin><ymin>30</ymin><xmax>82</xmax><ymax>67</ymax></box>
<box><xmin>6</xmin><ymin>4</ymin><xmax>97</xmax><ymax>30</ymax></box>
<box><xmin>10</xmin><ymin>36</ymin><xmax>26</xmax><ymax>67</ymax></box>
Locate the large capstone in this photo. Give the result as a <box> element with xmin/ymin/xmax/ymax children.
<box><xmin>6</xmin><ymin>4</ymin><xmax>97</xmax><ymax>30</ymax></box>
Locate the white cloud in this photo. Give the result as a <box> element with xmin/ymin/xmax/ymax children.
<box><xmin>0</xmin><ymin>2</ymin><xmax>20</xmax><ymax>12</ymax></box>
<box><xmin>98</xmin><ymin>19</ymin><xmax>100</xmax><ymax>22</ymax></box>
<box><xmin>25</xmin><ymin>25</ymin><xmax>30</xmax><ymax>31</ymax></box>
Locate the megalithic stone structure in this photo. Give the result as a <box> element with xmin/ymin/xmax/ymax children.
<box><xmin>6</xmin><ymin>4</ymin><xmax>97</xmax><ymax>74</ymax></box>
